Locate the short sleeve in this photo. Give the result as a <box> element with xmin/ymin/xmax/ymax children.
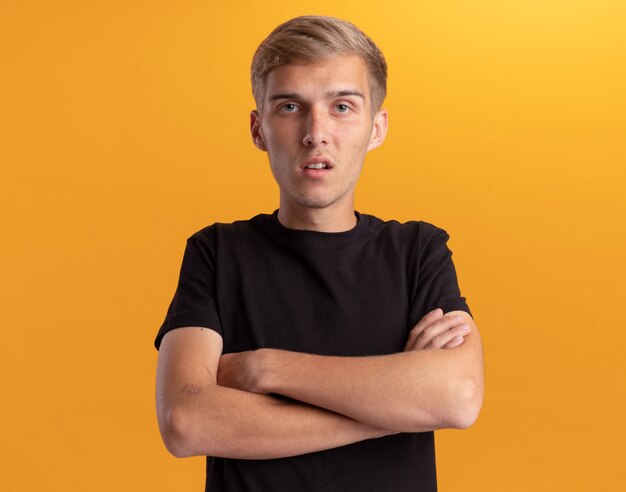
<box><xmin>409</xmin><ymin>225</ymin><xmax>471</xmax><ymax>326</ymax></box>
<box><xmin>154</xmin><ymin>232</ymin><xmax>223</xmax><ymax>349</ymax></box>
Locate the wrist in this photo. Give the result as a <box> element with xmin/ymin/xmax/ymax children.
<box><xmin>255</xmin><ymin>348</ymin><xmax>300</xmax><ymax>395</ymax></box>
<box><xmin>254</xmin><ymin>348</ymin><xmax>277</xmax><ymax>394</ymax></box>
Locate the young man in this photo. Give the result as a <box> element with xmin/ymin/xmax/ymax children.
<box><xmin>155</xmin><ymin>15</ymin><xmax>483</xmax><ymax>491</ymax></box>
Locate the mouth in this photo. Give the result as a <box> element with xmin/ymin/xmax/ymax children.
<box><xmin>302</xmin><ymin>157</ymin><xmax>333</xmax><ymax>171</ymax></box>
<box><xmin>304</xmin><ymin>162</ymin><xmax>328</xmax><ymax>170</ymax></box>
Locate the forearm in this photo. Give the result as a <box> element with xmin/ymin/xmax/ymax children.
<box><xmin>157</xmin><ymin>327</ymin><xmax>391</xmax><ymax>460</ymax></box>
<box><xmin>254</xmin><ymin>331</ymin><xmax>483</xmax><ymax>432</ymax></box>
<box><xmin>158</xmin><ymin>382</ymin><xmax>391</xmax><ymax>460</ymax></box>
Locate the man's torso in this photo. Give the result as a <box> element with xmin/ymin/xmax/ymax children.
<box><xmin>157</xmin><ymin>211</ymin><xmax>469</xmax><ymax>492</ymax></box>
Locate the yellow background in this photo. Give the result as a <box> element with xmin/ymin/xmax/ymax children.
<box><xmin>1</xmin><ymin>1</ymin><xmax>625</xmax><ymax>490</ymax></box>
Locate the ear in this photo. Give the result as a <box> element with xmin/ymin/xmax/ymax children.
<box><xmin>366</xmin><ymin>108</ymin><xmax>388</xmax><ymax>152</ymax></box>
<box><xmin>250</xmin><ymin>110</ymin><xmax>267</xmax><ymax>151</ymax></box>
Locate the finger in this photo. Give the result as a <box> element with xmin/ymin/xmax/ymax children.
<box><xmin>425</xmin><ymin>323</ymin><xmax>472</xmax><ymax>349</ymax></box>
<box><xmin>404</xmin><ymin>308</ymin><xmax>444</xmax><ymax>351</ymax></box>
<box><xmin>442</xmin><ymin>335</ymin><xmax>465</xmax><ymax>349</ymax></box>
<box><xmin>412</xmin><ymin>315</ymin><xmax>466</xmax><ymax>350</ymax></box>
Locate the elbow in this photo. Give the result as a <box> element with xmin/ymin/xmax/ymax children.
<box><xmin>402</xmin><ymin>376</ymin><xmax>483</xmax><ymax>432</ymax></box>
<box><xmin>158</xmin><ymin>405</ymin><xmax>199</xmax><ymax>458</ymax></box>
<box><xmin>439</xmin><ymin>376</ymin><xmax>484</xmax><ymax>430</ymax></box>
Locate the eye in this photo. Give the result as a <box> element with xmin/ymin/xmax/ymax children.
<box><xmin>336</xmin><ymin>104</ymin><xmax>351</xmax><ymax>113</ymax></box>
<box><xmin>279</xmin><ymin>103</ymin><xmax>299</xmax><ymax>113</ymax></box>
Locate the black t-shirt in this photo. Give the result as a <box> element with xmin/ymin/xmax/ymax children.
<box><xmin>156</xmin><ymin>211</ymin><xmax>470</xmax><ymax>492</ymax></box>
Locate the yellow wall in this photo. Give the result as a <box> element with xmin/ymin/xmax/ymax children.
<box><xmin>1</xmin><ymin>1</ymin><xmax>625</xmax><ymax>490</ymax></box>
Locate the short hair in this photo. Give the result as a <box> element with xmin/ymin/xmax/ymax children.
<box><xmin>251</xmin><ymin>16</ymin><xmax>387</xmax><ymax>112</ymax></box>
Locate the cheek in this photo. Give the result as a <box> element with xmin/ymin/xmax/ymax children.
<box><xmin>344</xmin><ymin>129</ymin><xmax>372</xmax><ymax>156</ymax></box>
<box><xmin>341</xmin><ymin>122</ymin><xmax>373</xmax><ymax>147</ymax></box>
<box><xmin>264</xmin><ymin>123</ymin><xmax>299</xmax><ymax>149</ymax></box>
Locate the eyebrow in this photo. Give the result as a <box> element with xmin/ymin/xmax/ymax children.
<box><xmin>268</xmin><ymin>90</ymin><xmax>366</xmax><ymax>102</ymax></box>
<box><xmin>268</xmin><ymin>93</ymin><xmax>300</xmax><ymax>101</ymax></box>
<box><xmin>327</xmin><ymin>90</ymin><xmax>365</xmax><ymax>100</ymax></box>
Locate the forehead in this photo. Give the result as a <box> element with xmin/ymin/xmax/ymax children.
<box><xmin>264</xmin><ymin>54</ymin><xmax>370</xmax><ymax>101</ymax></box>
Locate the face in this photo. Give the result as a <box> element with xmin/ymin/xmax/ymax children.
<box><xmin>251</xmin><ymin>54</ymin><xmax>388</xmax><ymax>213</ymax></box>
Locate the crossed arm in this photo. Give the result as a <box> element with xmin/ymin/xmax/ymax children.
<box><xmin>156</xmin><ymin>309</ymin><xmax>484</xmax><ymax>460</ymax></box>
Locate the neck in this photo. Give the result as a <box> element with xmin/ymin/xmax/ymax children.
<box><xmin>277</xmin><ymin>199</ymin><xmax>357</xmax><ymax>233</ymax></box>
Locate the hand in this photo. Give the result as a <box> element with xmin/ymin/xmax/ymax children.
<box><xmin>217</xmin><ymin>350</ymin><xmax>264</xmax><ymax>393</ymax></box>
<box><xmin>404</xmin><ymin>308</ymin><xmax>471</xmax><ymax>351</ymax></box>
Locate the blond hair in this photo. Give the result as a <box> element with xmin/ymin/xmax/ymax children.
<box><xmin>251</xmin><ymin>16</ymin><xmax>387</xmax><ymax>111</ymax></box>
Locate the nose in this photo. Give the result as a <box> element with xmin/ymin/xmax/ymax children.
<box><xmin>302</xmin><ymin>107</ymin><xmax>328</xmax><ymax>147</ymax></box>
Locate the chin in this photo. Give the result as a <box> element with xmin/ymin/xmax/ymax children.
<box><xmin>297</xmin><ymin>199</ymin><xmax>332</xmax><ymax>209</ymax></box>
<box><xmin>295</xmin><ymin>193</ymin><xmax>340</xmax><ymax>209</ymax></box>
<box><xmin>288</xmin><ymin>185</ymin><xmax>353</xmax><ymax>211</ymax></box>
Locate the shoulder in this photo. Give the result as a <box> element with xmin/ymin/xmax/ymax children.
<box><xmin>364</xmin><ymin>214</ymin><xmax>450</xmax><ymax>247</ymax></box>
<box><xmin>188</xmin><ymin>213</ymin><xmax>273</xmax><ymax>247</ymax></box>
